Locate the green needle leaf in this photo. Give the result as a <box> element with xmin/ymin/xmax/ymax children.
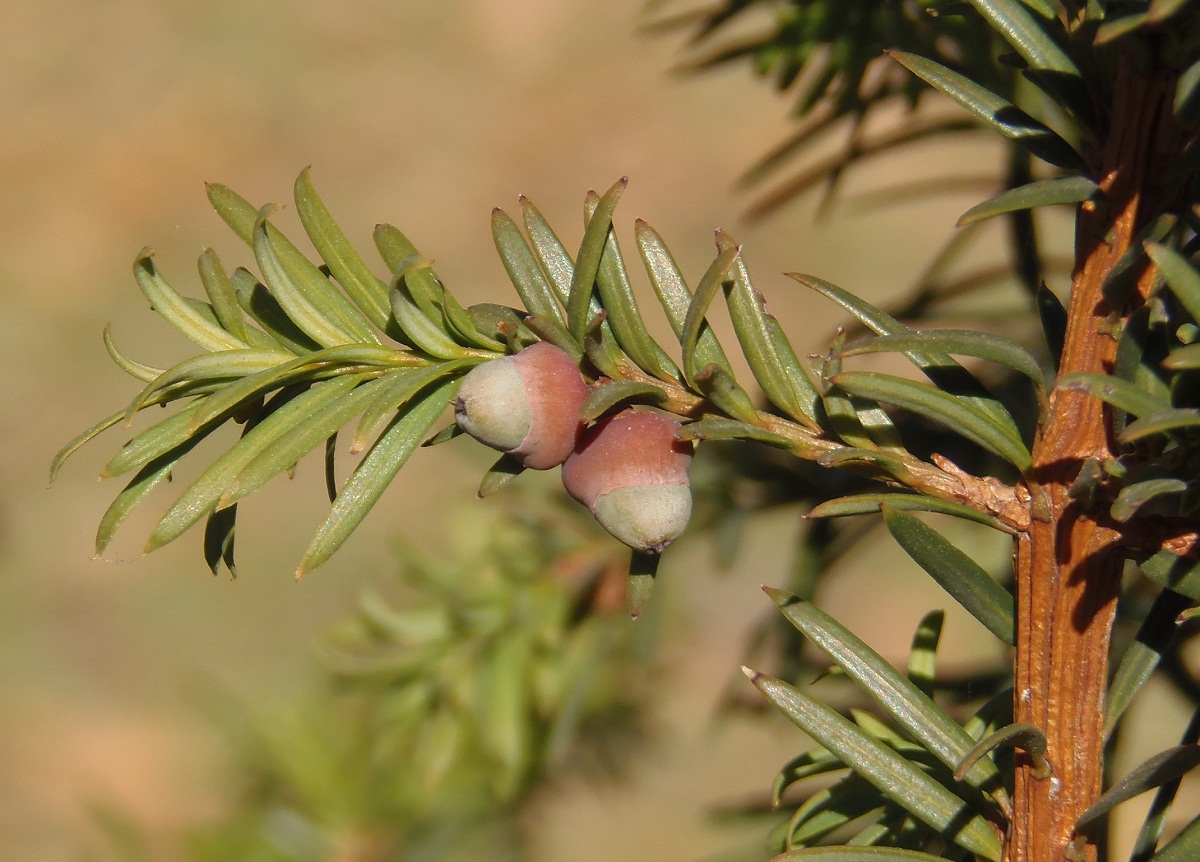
<box><xmin>230</xmin><ymin>267</ymin><xmax>323</xmax><ymax>355</ymax></box>
<box><xmin>852</xmin><ymin>709</ymin><xmax>927</xmax><ymax>754</ymax></box>
<box><xmin>216</xmin><ymin>184</ymin><xmax>381</xmax><ymax>345</ymax></box>
<box><xmin>353</xmin><ymin>361</ymin><xmax>474</xmax><ymax>453</ymax></box>
<box><xmin>786</xmin><ymin>777</ymin><xmax>884</xmax><ymax>849</ymax></box>
<box><xmin>745</xmin><ymin>668</ymin><xmax>1003</xmax><ymax>862</ymax></box>
<box><xmin>694</xmin><ymin>363</ymin><xmax>760</xmax><ymax>424</ymax></box>
<box><xmin>103</xmin><ymin>325</ymin><xmax>165</xmax><ymax>383</ymax></box>
<box><xmin>294</xmin><ymin>168</ymin><xmax>393</xmax><ymax>331</ymax></box>
<box><xmin>773</xmin><ymin>849</ymin><xmax>951</xmax><ymax>862</ymax></box>
<box><xmin>962</xmin><ymin>0</ymin><xmax>1084</xmax><ymax>88</ymax></box>
<box><xmin>185</xmin><ymin>343</ymin><xmax>422</xmax><ymax>433</ymax></box>
<box><xmin>134</xmin><ymin>250</ymin><xmax>251</xmax><ymax>352</ymax></box>
<box><xmin>1111</xmin><ymin>478</ymin><xmax>1189</xmax><ymax>522</ymax></box>
<box><xmin>1121</xmin><ymin>409</ymin><xmax>1200</xmax><ymax>443</ymax></box>
<box><xmin>124</xmin><ymin>349</ymin><xmax>293</xmax><ymax>419</ymax></box>
<box><xmin>1076</xmin><ymin>746</ymin><xmax>1200</xmax><ymax>836</ymax></box>
<box><xmin>203</xmin><ymin>504</ymin><xmax>238</xmax><ymax>576</ymax></box>
<box><xmin>492</xmin><ymin>208</ymin><xmax>568</xmax><ymax>330</ymax></box>
<box><xmin>1175</xmin><ymin>59</ymin><xmax>1200</xmax><ymax>125</ymax></box>
<box><xmin>676</xmin><ymin>417</ymin><xmax>792</xmax><ymax>446</ymax></box>
<box><xmin>51</xmin><ymin>409</ymin><xmax>129</xmax><ymax>485</ymax></box>
<box><xmin>840</xmin><ymin>328</ymin><xmax>1048</xmax><ymax>407</ymax></box>
<box><xmin>1105</xmin><ymin>590</ymin><xmax>1193</xmax><ymax>739</ymax></box>
<box><xmin>1147</xmin><ymin>243</ymin><xmax>1200</xmax><ymax>323</ymax></box>
<box><xmin>477</xmin><ymin>453</ymin><xmax>526</xmax><ymax>498</ymax></box>
<box><xmin>519</xmin><ymin>195</ymin><xmax>622</xmax><ymax>360</ymax></box>
<box><xmin>1151</xmin><ymin>814</ymin><xmax>1200</xmax><ymax>862</ymax></box>
<box><xmin>1037</xmin><ymin>283</ymin><xmax>1068</xmax><ymax>371</ymax></box>
<box><xmin>955</xmin><ymin>723</ymin><xmax>1049</xmax><ymax>782</ymax></box>
<box><xmin>102</xmin><ymin>401</ymin><xmax>219</xmax><ymax>480</ymax></box>
<box><xmin>1164</xmin><ymin>342</ymin><xmax>1200</xmax><ymax>369</ymax></box>
<box><xmin>580</xmin><ymin>380</ymin><xmax>668</xmax><ymax>423</ymax></box>
<box><xmin>96</xmin><ymin>445</ymin><xmax>196</xmax><ymax>556</ymax></box>
<box><xmin>206</xmin><ymin>182</ymin><xmax>257</xmax><ymax>245</ymax></box>
<box><xmin>146</xmin><ymin>380</ymin><xmax>361</xmax><ymax>552</ymax></box>
<box><xmin>846</xmin><ymin>815</ymin><xmax>929</xmax><ymax>851</ymax></box>
<box><xmin>790</xmin><ymin>272</ymin><xmax>1023</xmax><ymax>438</ymax></box>
<box><xmin>817</xmin><ymin>448</ymin><xmax>921</xmax><ymax>486</ymax></box>
<box><xmin>196</xmin><ymin>248</ymin><xmax>251</xmax><ymax>344</ymax></box>
<box><xmin>1059</xmin><ymin>371</ymin><xmax>1170</xmax><ymax>419</ymax></box>
<box><xmin>765</xmin><ymin>588</ymin><xmax>1008</xmax><ymax>794</ymax></box>
<box><xmin>372</xmin><ymin>224</ymin><xmax>468</xmax><ymax>348</ymax></box>
<box><xmin>567</xmin><ymin>178</ymin><xmax>627</xmax><ymax>342</ymax></box>
<box><xmin>956</xmin><ymin>176</ymin><xmax>1098</xmax><ymax>227</ymax></box>
<box><xmin>635</xmin><ymin>220</ymin><xmax>722</xmax><ymax>347</ymax></box>
<box><xmin>298</xmin><ymin>377</ymin><xmax>457</xmax><ymax>574</ymax></box>
<box><xmin>964</xmin><ymin>689</ymin><xmax>1015</xmax><ymax>748</ymax></box>
<box><xmin>422</xmin><ymin>423</ymin><xmax>462</xmax><ymax>447</ymax></box>
<box><xmin>252</xmin><ymin>207</ymin><xmax>359</xmax><ymax>348</ymax></box>
<box><xmin>833</xmin><ymin>370</ymin><xmax>1032</xmax><ymax>471</ymax></box>
<box><xmin>518</xmin><ymin>195</ymin><xmax>574</xmax><ymax>305</ymax></box>
<box><xmin>218</xmin><ymin>373</ymin><xmax>384</xmax><ymax>509</ymax></box>
<box><xmin>822</xmin><ymin>375</ymin><xmax>879</xmax><ymax>450</ymax></box>
<box><xmin>888</xmin><ymin>51</ymin><xmax>1085</xmax><ymax>171</ymax></box>
<box><xmin>908</xmin><ymin>611</ymin><xmax>945</xmax><ymax>698</ymax></box>
<box><xmin>386</xmin><ymin>257</ymin><xmax>476</xmax><ymax>360</ymax></box>
<box><xmin>716</xmin><ymin>230</ymin><xmax>821</xmax><ymax>427</ymax></box>
<box><xmin>1019</xmin><ymin>0</ymin><xmax>1059</xmax><ymax>18</ymax></box>
<box><xmin>773</xmin><ymin>748</ymin><xmax>845</xmax><ymax>807</ymax></box>
<box><xmin>1151</xmin><ymin>0</ymin><xmax>1193</xmax><ymax>23</ymax></box>
<box><xmin>522</xmin><ymin>314</ymin><xmax>583</xmax><ymax>361</ymax></box>
<box><xmin>807</xmin><ymin>494</ymin><xmax>1012</xmax><ymax>533</ymax></box>
<box><xmin>882</xmin><ymin>507</ymin><xmax>1015</xmax><ymax>645</ymax></box>
<box><xmin>628</xmin><ymin>550</ymin><xmax>659</xmax><ymax>619</ymax></box>
<box><xmin>821</xmin><ymin>372</ymin><xmax>907</xmax><ymax>453</ymax></box>
<box><xmin>438</xmin><ymin>285</ymin><xmax>505</xmax><ymax>352</ymax></box>
<box><xmin>680</xmin><ymin>244</ymin><xmax>741</xmax><ymax>386</ymax></box>
<box><xmin>1096</xmin><ymin>10</ymin><xmax>1152</xmax><ymax>45</ymax></box>
<box><xmin>581</xmin><ymin>311</ymin><xmax>624</xmax><ymax>380</ymax></box>
<box><xmin>584</xmin><ymin>196</ymin><xmax>682</xmax><ymax>384</ymax></box>
<box><xmin>1137</xmin><ymin>550</ymin><xmax>1200</xmax><ymax>603</ymax></box>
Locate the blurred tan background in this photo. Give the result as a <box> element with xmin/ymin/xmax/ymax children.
<box><xmin>1</xmin><ymin>1</ymin><xmax>1026</xmax><ymax>860</ymax></box>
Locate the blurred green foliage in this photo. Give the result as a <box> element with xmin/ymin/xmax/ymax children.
<box><xmin>94</xmin><ymin>502</ymin><xmax>645</xmax><ymax>862</ymax></box>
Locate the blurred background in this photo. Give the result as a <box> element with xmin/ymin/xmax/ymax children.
<box><xmin>2</xmin><ymin>1</ymin><xmax>1032</xmax><ymax>859</ymax></box>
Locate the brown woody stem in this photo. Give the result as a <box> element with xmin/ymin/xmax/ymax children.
<box><xmin>1006</xmin><ymin>58</ymin><xmax>1182</xmax><ymax>862</ymax></box>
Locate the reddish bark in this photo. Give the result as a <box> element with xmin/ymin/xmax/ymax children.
<box><xmin>1006</xmin><ymin>60</ymin><xmax>1182</xmax><ymax>862</ymax></box>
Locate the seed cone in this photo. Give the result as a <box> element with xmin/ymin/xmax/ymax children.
<box><xmin>562</xmin><ymin>410</ymin><xmax>694</xmax><ymax>553</ymax></box>
<box><xmin>454</xmin><ymin>341</ymin><xmax>588</xmax><ymax>470</ymax></box>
